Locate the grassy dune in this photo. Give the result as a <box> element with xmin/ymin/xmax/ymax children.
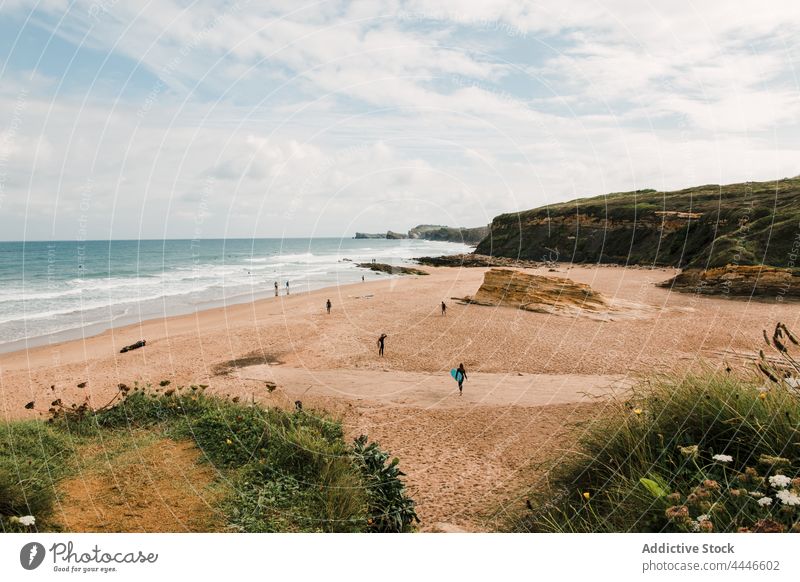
<box><xmin>516</xmin><ymin>373</ymin><xmax>800</xmax><ymax>533</ymax></box>
<box><xmin>1</xmin><ymin>385</ymin><xmax>418</xmax><ymax>533</ymax></box>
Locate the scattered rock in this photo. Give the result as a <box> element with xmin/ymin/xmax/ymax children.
<box><xmin>415</xmin><ymin>253</ymin><xmax>541</xmax><ymax>268</ymax></box>
<box><xmin>356</xmin><ymin>263</ymin><xmax>428</xmax><ymax>276</ymax></box>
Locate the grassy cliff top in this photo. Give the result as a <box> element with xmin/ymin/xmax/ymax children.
<box><xmin>479</xmin><ymin>176</ymin><xmax>800</xmax><ymax>268</ymax></box>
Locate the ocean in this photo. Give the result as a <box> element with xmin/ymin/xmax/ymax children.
<box><xmin>0</xmin><ymin>238</ymin><xmax>470</xmax><ymax>353</ymax></box>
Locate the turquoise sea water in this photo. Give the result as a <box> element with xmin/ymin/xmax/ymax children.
<box><xmin>0</xmin><ymin>238</ymin><xmax>469</xmax><ymax>352</ymax></box>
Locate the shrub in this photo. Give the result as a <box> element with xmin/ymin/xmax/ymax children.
<box><xmin>516</xmin><ymin>372</ymin><xmax>800</xmax><ymax>532</ymax></box>
<box><xmin>4</xmin><ymin>384</ymin><xmax>416</xmax><ymax>534</ymax></box>
<box><xmin>353</xmin><ymin>435</ymin><xmax>419</xmax><ymax>532</ymax></box>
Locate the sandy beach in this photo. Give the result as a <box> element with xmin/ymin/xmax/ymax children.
<box><xmin>2</xmin><ymin>264</ymin><xmax>798</xmax><ymax>531</ymax></box>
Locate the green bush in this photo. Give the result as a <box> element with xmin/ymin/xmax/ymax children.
<box><xmin>353</xmin><ymin>435</ymin><xmax>419</xmax><ymax>532</ymax></box>
<box><xmin>516</xmin><ymin>373</ymin><xmax>800</xmax><ymax>533</ymax></box>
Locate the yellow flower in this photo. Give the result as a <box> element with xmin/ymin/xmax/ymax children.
<box><xmin>226</xmin><ymin>438</ymin><xmax>233</xmax><ymax>445</ymax></box>
<box><xmin>582</xmin><ymin>491</ymin><xmax>590</xmax><ymax>500</ymax></box>
<box><xmin>633</xmin><ymin>408</ymin><xmax>643</xmax><ymax>415</ymax></box>
<box><xmin>759</xmin><ymin>392</ymin><xmax>767</xmax><ymax>400</ymax></box>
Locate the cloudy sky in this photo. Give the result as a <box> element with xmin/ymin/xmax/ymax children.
<box><xmin>1</xmin><ymin>1</ymin><xmax>799</xmax><ymax>240</ymax></box>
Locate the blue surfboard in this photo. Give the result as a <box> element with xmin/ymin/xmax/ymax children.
<box><xmin>450</xmin><ymin>368</ymin><xmax>463</xmax><ymax>382</ymax></box>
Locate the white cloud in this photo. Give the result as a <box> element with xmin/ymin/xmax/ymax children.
<box><xmin>2</xmin><ymin>0</ymin><xmax>800</xmax><ymax>240</ymax></box>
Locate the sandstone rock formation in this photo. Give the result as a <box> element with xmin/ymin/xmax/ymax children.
<box><xmin>661</xmin><ymin>265</ymin><xmax>800</xmax><ymax>297</ymax></box>
<box><xmin>456</xmin><ymin>268</ymin><xmax>609</xmax><ymax>316</ymax></box>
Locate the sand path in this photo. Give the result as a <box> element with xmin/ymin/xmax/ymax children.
<box><xmin>242</xmin><ymin>365</ymin><xmax>629</xmax><ymax>408</ymax></box>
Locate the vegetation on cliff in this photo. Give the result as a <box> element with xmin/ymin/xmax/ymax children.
<box><xmin>476</xmin><ymin>177</ymin><xmax>800</xmax><ymax>270</ymax></box>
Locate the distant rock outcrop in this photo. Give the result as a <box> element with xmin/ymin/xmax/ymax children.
<box><xmin>408</xmin><ymin>224</ymin><xmax>489</xmax><ymax>244</ymax></box>
<box><xmin>455</xmin><ymin>268</ymin><xmax>609</xmax><ymax>316</ymax></box>
<box><xmin>356</xmin><ymin>263</ymin><xmax>428</xmax><ymax>276</ymax></box>
<box><xmin>354</xmin><ymin>224</ymin><xmax>489</xmax><ymax>243</ymax></box>
<box><xmin>661</xmin><ymin>265</ymin><xmax>800</xmax><ymax>297</ymax></box>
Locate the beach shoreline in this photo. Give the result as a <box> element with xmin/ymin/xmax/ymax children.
<box><xmin>2</xmin><ymin>263</ymin><xmax>799</xmax><ymax>530</ymax></box>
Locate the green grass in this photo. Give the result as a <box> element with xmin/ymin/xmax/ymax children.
<box><xmin>0</xmin><ymin>421</ymin><xmax>76</xmax><ymax>532</ymax></box>
<box><xmin>1</xmin><ymin>385</ymin><xmax>418</xmax><ymax>533</ymax></box>
<box><xmin>515</xmin><ymin>373</ymin><xmax>800</xmax><ymax>533</ymax></box>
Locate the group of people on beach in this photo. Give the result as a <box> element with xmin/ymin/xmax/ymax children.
<box><xmin>319</xmin><ymin>289</ymin><xmax>467</xmax><ymax>395</ymax></box>
<box><xmin>373</xmin><ymin>300</ymin><xmax>467</xmax><ymax>395</ymax></box>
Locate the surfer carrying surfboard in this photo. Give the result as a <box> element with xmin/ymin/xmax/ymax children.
<box><xmin>455</xmin><ymin>363</ymin><xmax>467</xmax><ymax>395</ymax></box>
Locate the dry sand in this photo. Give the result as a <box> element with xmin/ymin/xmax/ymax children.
<box><xmin>2</xmin><ymin>264</ymin><xmax>798</xmax><ymax>531</ymax></box>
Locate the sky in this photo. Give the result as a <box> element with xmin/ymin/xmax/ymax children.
<box><xmin>0</xmin><ymin>0</ymin><xmax>799</xmax><ymax>240</ymax></box>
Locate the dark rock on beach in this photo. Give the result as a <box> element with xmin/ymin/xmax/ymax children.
<box><xmin>415</xmin><ymin>253</ymin><xmax>541</xmax><ymax>268</ymax></box>
<box><xmin>356</xmin><ymin>263</ymin><xmax>428</xmax><ymax>276</ymax></box>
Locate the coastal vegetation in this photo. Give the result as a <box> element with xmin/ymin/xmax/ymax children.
<box><xmin>1</xmin><ymin>385</ymin><xmax>418</xmax><ymax>533</ymax></box>
<box><xmin>476</xmin><ymin>176</ymin><xmax>800</xmax><ymax>271</ymax></box>
<box><xmin>516</xmin><ymin>324</ymin><xmax>800</xmax><ymax>533</ymax></box>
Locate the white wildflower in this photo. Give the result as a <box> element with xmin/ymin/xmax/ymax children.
<box><xmin>10</xmin><ymin>515</ymin><xmax>35</xmax><ymax>526</ymax></box>
<box><xmin>757</xmin><ymin>497</ymin><xmax>773</xmax><ymax>507</ymax></box>
<box><xmin>775</xmin><ymin>489</ymin><xmax>800</xmax><ymax>506</ymax></box>
<box><xmin>712</xmin><ymin>454</ymin><xmax>733</xmax><ymax>463</ymax></box>
<box><xmin>749</xmin><ymin>491</ymin><xmax>764</xmax><ymax>498</ymax></box>
<box><xmin>689</xmin><ymin>520</ymin><xmax>700</xmax><ymax>532</ymax></box>
<box><xmin>697</xmin><ymin>514</ymin><xmax>710</xmax><ymax>522</ymax></box>
<box><xmin>769</xmin><ymin>474</ymin><xmax>792</xmax><ymax>489</ymax></box>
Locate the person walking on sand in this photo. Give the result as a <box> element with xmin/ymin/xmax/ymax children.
<box><xmin>274</xmin><ymin>281</ymin><xmax>279</xmax><ymax>297</ymax></box>
<box><xmin>377</xmin><ymin>333</ymin><xmax>387</xmax><ymax>357</ymax></box>
<box><xmin>326</xmin><ymin>299</ymin><xmax>332</xmax><ymax>314</ymax></box>
<box><xmin>285</xmin><ymin>281</ymin><xmax>290</xmax><ymax>295</ymax></box>
<box><xmin>441</xmin><ymin>301</ymin><xmax>447</xmax><ymax>316</ymax></box>
<box><xmin>455</xmin><ymin>363</ymin><xmax>467</xmax><ymax>395</ymax></box>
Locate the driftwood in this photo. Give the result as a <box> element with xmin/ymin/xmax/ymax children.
<box><xmin>120</xmin><ymin>340</ymin><xmax>146</xmax><ymax>353</ymax></box>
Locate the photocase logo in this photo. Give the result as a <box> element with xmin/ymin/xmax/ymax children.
<box><xmin>20</xmin><ymin>542</ymin><xmax>46</xmax><ymax>570</ymax></box>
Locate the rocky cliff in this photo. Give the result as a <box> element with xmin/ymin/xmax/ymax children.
<box><xmin>355</xmin><ymin>224</ymin><xmax>489</xmax><ymax>244</ymax></box>
<box><xmin>408</xmin><ymin>224</ymin><xmax>490</xmax><ymax>244</ymax></box>
<box><xmin>475</xmin><ymin>177</ymin><xmax>800</xmax><ymax>269</ymax></box>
